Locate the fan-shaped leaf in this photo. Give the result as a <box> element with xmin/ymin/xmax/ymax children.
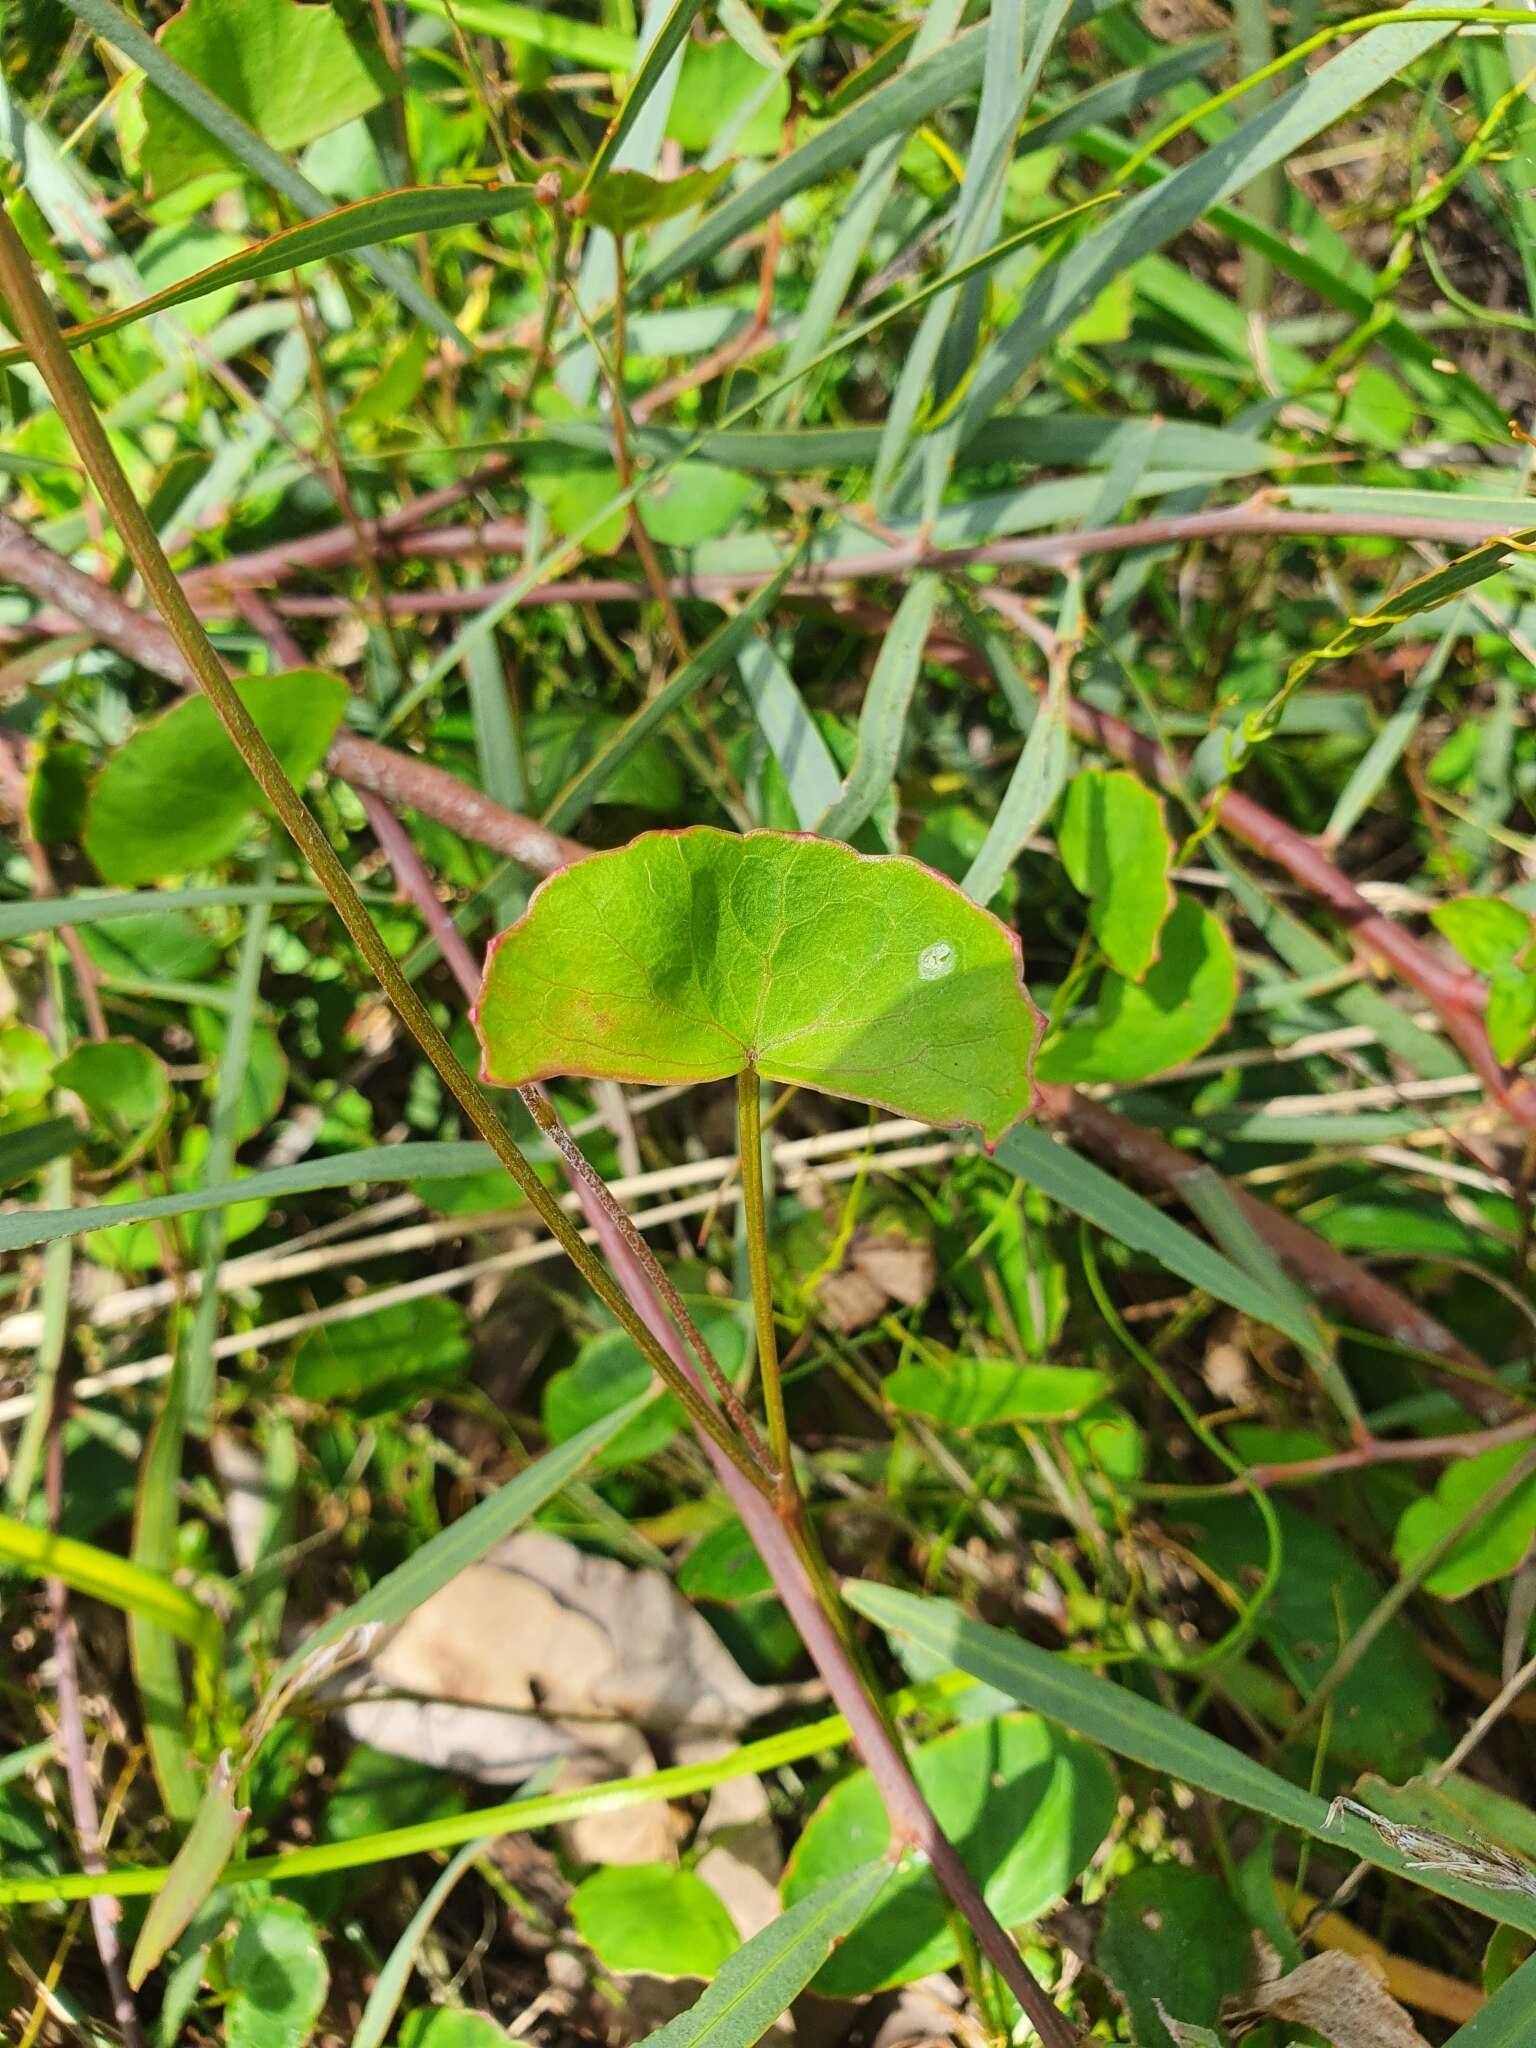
<box><xmin>474</xmin><ymin>829</ymin><xmax>1042</xmax><ymax>1142</ymax></box>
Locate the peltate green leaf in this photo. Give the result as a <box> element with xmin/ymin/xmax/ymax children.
<box><xmin>1487</xmin><ymin>969</ymin><xmax>1536</xmax><ymax>1066</ymax></box>
<box><xmin>1393</xmin><ymin>1442</ymin><xmax>1536</xmax><ymax>1600</ymax></box>
<box><xmin>290</xmin><ymin>1297</ymin><xmax>471</xmax><ymax>1414</ymax></box>
<box><xmin>474</xmin><ymin>829</ymin><xmax>1043</xmax><ymax>1142</ymax></box>
<box><xmin>55</xmin><ymin>1037</ymin><xmax>172</xmax><ymax>1169</ymax></box>
<box><xmin>1096</xmin><ymin>1866</ymin><xmax>1251</xmax><ymax>2048</ymax></box>
<box><xmin>583</xmin><ymin>164</ymin><xmax>730</xmax><ymax>234</ymax></box>
<box><xmin>1431</xmin><ymin>897</ymin><xmax>1534</xmax><ymax>975</ymax></box>
<box><xmin>570</xmin><ymin>1864</ymin><xmax>740</xmax><ymax>1979</ymax></box>
<box><xmin>224</xmin><ymin>1897</ymin><xmax>328</xmax><ymax>2048</ymax></box>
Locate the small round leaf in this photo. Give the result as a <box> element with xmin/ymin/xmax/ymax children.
<box><xmin>1036</xmin><ymin>897</ymin><xmax>1237</xmax><ymax>1085</ymax></box>
<box><xmin>83</xmin><ymin>671</ymin><xmax>347</xmax><ymax>886</ymax></box>
<box><xmin>781</xmin><ymin>1713</ymin><xmax>1115</xmax><ymax>1994</ymax></box>
<box><xmin>570</xmin><ymin>1863</ymin><xmax>740</xmax><ymax>1979</ymax></box>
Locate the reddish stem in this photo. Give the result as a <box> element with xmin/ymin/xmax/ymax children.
<box><xmin>361</xmin><ymin>789</ymin><xmax>1075</xmax><ymax>2045</ymax></box>
<box><xmin>180</xmin><ymin>500</ymin><xmax>1535</xmax><ymax>616</ymax></box>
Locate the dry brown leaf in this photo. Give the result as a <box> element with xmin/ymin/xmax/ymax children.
<box><xmin>814</xmin><ymin>1263</ymin><xmax>889</xmax><ymax>1334</ymax></box>
<box><xmin>692</xmin><ymin>1756</ymin><xmax>784</xmax><ymax>1942</ymax></box>
<box><xmin>814</xmin><ymin>1226</ymin><xmax>936</xmax><ymax>1333</ymax></box>
<box><xmin>852</xmin><ymin>1230</ymin><xmax>936</xmax><ymax>1309</ymax></box>
<box><xmin>1228</xmin><ymin>1946</ymin><xmax>1430</xmax><ymax>2048</ymax></box>
<box><xmin>338</xmin><ymin>1531</ymin><xmax>816</xmax><ymax>1786</ymax></box>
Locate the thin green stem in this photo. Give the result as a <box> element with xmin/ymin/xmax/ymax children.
<box><xmin>0</xmin><ymin>200</ymin><xmax>772</xmax><ymax>1509</ymax></box>
<box><xmin>737</xmin><ymin>1066</ymin><xmax>792</xmax><ymax>1491</ymax></box>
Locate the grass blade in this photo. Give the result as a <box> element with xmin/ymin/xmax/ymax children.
<box><xmin>0</xmin><ymin>1515</ymin><xmax>221</xmax><ymax>1665</ymax></box>
<box><xmin>544</xmin><ymin>560</ymin><xmax>799</xmax><ymax>832</ymax></box>
<box><xmin>958</xmin><ymin>0</ymin><xmax>1462</xmax><ymax>436</ymax></box>
<box><xmin>126</xmin><ymin>1754</ymin><xmax>248</xmax><ymax>1988</ymax></box>
<box><xmin>768</xmin><ymin>0</ymin><xmax>969</xmax><ymax>420</ymax></box>
<box><xmin>0</xmin><ymin>1678</ymin><xmax>962</xmax><ymax>1905</ymax></box>
<box><xmin>586</xmin><ymin>0</ymin><xmax>706</xmax><ymax>187</ymax></box>
<box><xmin>351</xmin><ymin>1837</ymin><xmax>493</xmax><ymax>2048</ymax></box>
<box><xmin>871</xmin><ymin>0</ymin><xmax>1030</xmax><ymax>502</ymax></box>
<box><xmin>627</xmin><ymin>23</ymin><xmax>989</xmax><ymax>305</ymax></box>
<box><xmin>962</xmin><ymin>635</ymin><xmax>1071</xmax><ymax>908</ymax></box>
<box><xmin>0</xmin><ymin>186</ymin><xmax>534</xmax><ymax>366</ymax></box>
<box><xmin>1444</xmin><ymin>1956</ymin><xmax>1536</xmax><ymax>2045</ymax></box>
<box><xmin>992</xmin><ymin>1124</ymin><xmax>1316</xmax><ymax>1346</ymax></box>
<box><xmin>817</xmin><ymin>575</ymin><xmax>940</xmax><ymax>841</ymax></box>
<box><xmin>735</xmin><ymin>638</ymin><xmax>845</xmax><ymax>823</ymax></box>
<box><xmin>57</xmin><ymin>0</ymin><xmax>469</xmax><ymax>349</ymax></box>
<box><xmin>842</xmin><ymin>1582</ymin><xmax>1536</xmax><ymax>1937</ymax></box>
<box><xmin>0</xmin><ymin>1139</ymin><xmax>510</xmax><ymax>1253</ymax></box>
<box><xmin>637</xmin><ymin>1863</ymin><xmax>894</xmax><ymax>2048</ymax></box>
<box><xmin>404</xmin><ymin>0</ymin><xmax>633</xmax><ymax>68</ymax></box>
<box><xmin>0</xmin><ymin>886</ymin><xmax>377</xmax><ymax>942</ymax></box>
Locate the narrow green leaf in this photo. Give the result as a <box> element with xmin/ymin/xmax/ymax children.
<box><xmin>0</xmin><ymin>886</ymin><xmax>400</xmax><ymax>942</ymax></box>
<box><xmin>958</xmin><ymin>1</ymin><xmax>1463</xmax><ymax>435</ymax></box>
<box><xmin>872</xmin><ymin>0</ymin><xmax>1030</xmax><ymax>501</ymax></box>
<box><xmin>962</xmin><ymin>672</ymin><xmax>1070</xmax><ymax>908</ymax></box>
<box><xmin>0</xmin><ymin>1116</ymin><xmax>78</xmax><ymax>1185</ymax></box>
<box><xmin>768</xmin><ymin>0</ymin><xmax>968</xmax><ymax>419</ymax></box>
<box><xmin>1324</xmin><ymin>613</ymin><xmax>1460</xmax><ymax>844</ymax></box>
<box><xmin>404</xmin><ymin>0</ymin><xmax>634</xmax><ymax>68</ymax></box>
<box><xmin>352</xmin><ymin>1838</ymin><xmax>492</xmax><ymax>2048</ymax></box>
<box><xmin>636</xmin><ymin>1863</ymin><xmax>893</xmax><ymax>2048</ymax></box>
<box><xmin>0</xmin><ymin>187</ymin><xmax>534</xmax><ymax>366</ymax></box>
<box><xmin>0</xmin><ymin>1139</ymin><xmax>509</xmax><ymax>1254</ymax></box>
<box><xmin>1443</xmin><ymin>1954</ymin><xmax>1536</xmax><ymax>2046</ymax></box>
<box><xmin>274</xmin><ymin>1397</ymin><xmax>648</xmax><ymax>1685</ymax></box>
<box><xmin>1258</xmin><ymin>520</ymin><xmax>1536</xmax><ymax>745</ymax></box>
<box><xmin>841</xmin><ymin>1582</ymin><xmax>1536</xmax><ymax>1936</ymax></box>
<box><xmin>0</xmin><ymin>1514</ymin><xmax>220</xmax><ymax>1665</ymax></box>
<box><xmin>57</xmin><ymin>0</ymin><xmax>469</xmax><ymax>348</ymax></box>
<box><xmin>0</xmin><ymin>1683</ymin><xmax>955</xmax><ymax>1905</ymax></box>
<box><xmin>817</xmin><ymin>576</ymin><xmax>940</xmax><ymax>841</ymax></box>
<box><xmin>544</xmin><ymin>563</ymin><xmax>797</xmax><ymax>832</ymax></box>
<box><xmin>992</xmin><ymin>1126</ymin><xmax>1316</xmax><ymax>1347</ymax></box>
<box><xmin>734</xmin><ymin>640</ymin><xmax>845</xmax><ymax>824</ymax></box>
<box><xmin>883</xmin><ymin>1358</ymin><xmax>1111</xmax><ymax>1428</ymax></box>
<box><xmin>127</xmin><ymin>1753</ymin><xmax>249</xmax><ymax>1988</ymax></box>
<box><xmin>628</xmin><ymin>23</ymin><xmax>988</xmax><ymax>304</ymax></box>
<box><xmin>586</xmin><ymin>0</ymin><xmax>707</xmax><ymax>186</ymax></box>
